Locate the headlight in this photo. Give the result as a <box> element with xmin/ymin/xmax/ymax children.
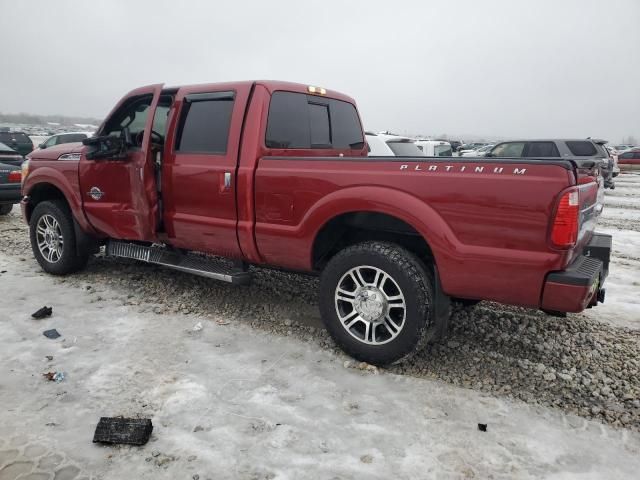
<box><xmin>21</xmin><ymin>159</ymin><xmax>30</xmax><ymax>184</ymax></box>
<box><xmin>58</xmin><ymin>153</ymin><xmax>81</xmax><ymax>161</ymax></box>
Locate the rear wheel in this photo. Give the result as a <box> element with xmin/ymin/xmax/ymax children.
<box><xmin>0</xmin><ymin>204</ymin><xmax>12</xmax><ymax>216</ymax></box>
<box><xmin>319</xmin><ymin>241</ymin><xmax>435</xmax><ymax>366</ymax></box>
<box><xmin>29</xmin><ymin>200</ymin><xmax>89</xmax><ymax>275</ymax></box>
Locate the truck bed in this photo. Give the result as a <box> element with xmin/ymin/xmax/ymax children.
<box><xmin>252</xmin><ymin>155</ymin><xmax>598</xmax><ymax>308</ymax></box>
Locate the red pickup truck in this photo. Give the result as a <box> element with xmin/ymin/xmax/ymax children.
<box><xmin>21</xmin><ymin>80</ymin><xmax>611</xmax><ymax>365</ymax></box>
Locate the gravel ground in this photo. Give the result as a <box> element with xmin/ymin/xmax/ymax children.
<box><xmin>1</xmin><ymin>173</ymin><xmax>639</xmax><ymax>432</ymax></box>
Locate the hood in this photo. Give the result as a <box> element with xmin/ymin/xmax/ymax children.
<box><xmin>27</xmin><ymin>142</ymin><xmax>84</xmax><ymax>161</ymax></box>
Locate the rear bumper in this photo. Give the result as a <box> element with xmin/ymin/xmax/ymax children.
<box><xmin>541</xmin><ymin>233</ymin><xmax>611</xmax><ymax>313</ymax></box>
<box><xmin>0</xmin><ymin>184</ymin><xmax>21</xmax><ymax>204</ymax></box>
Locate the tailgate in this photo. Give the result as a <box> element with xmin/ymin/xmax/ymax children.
<box><xmin>565</xmin><ymin>159</ymin><xmax>603</xmax><ymax>257</ymax></box>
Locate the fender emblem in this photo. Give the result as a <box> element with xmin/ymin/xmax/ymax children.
<box><xmin>88</xmin><ymin>187</ymin><xmax>104</xmax><ymax>201</ymax></box>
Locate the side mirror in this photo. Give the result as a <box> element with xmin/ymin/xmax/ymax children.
<box><xmin>83</xmin><ymin>135</ymin><xmax>127</xmax><ymax>160</ymax></box>
<box><xmin>39</xmin><ymin>143</ymin><xmax>46</xmax><ymax>149</ymax></box>
<box><xmin>485</xmin><ymin>152</ymin><xmax>494</xmax><ymax>158</ymax></box>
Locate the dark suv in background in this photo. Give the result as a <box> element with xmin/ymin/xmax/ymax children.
<box><xmin>0</xmin><ymin>131</ymin><xmax>33</xmax><ymax>157</ymax></box>
<box><xmin>487</xmin><ymin>139</ymin><xmax>616</xmax><ymax>189</ymax></box>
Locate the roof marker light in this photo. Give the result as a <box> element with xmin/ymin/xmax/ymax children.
<box><xmin>308</xmin><ymin>86</ymin><xmax>326</xmax><ymax>95</ymax></box>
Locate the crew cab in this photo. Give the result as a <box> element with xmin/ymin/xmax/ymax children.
<box><xmin>21</xmin><ymin>80</ymin><xmax>611</xmax><ymax>365</ymax></box>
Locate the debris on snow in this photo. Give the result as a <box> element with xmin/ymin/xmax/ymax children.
<box><xmin>478</xmin><ymin>423</ymin><xmax>488</xmax><ymax>432</ymax></box>
<box><xmin>192</xmin><ymin>321</ymin><xmax>203</xmax><ymax>332</ymax></box>
<box><xmin>42</xmin><ymin>371</ymin><xmax>65</xmax><ymax>382</ymax></box>
<box><xmin>32</xmin><ymin>306</ymin><xmax>53</xmax><ymax>319</ymax></box>
<box><xmin>92</xmin><ymin>417</ymin><xmax>153</xmax><ymax>446</ymax></box>
<box><xmin>42</xmin><ymin>329</ymin><xmax>61</xmax><ymax>339</ymax></box>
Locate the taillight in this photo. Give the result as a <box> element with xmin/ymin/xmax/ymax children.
<box><xmin>551</xmin><ymin>188</ymin><xmax>579</xmax><ymax>248</ymax></box>
<box><xmin>7</xmin><ymin>170</ymin><xmax>22</xmax><ymax>183</ymax></box>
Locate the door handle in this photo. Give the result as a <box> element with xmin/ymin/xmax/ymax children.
<box><xmin>224</xmin><ymin>172</ymin><xmax>231</xmax><ymax>189</ymax></box>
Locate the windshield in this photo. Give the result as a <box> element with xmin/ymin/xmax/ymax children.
<box><xmin>434</xmin><ymin>145</ymin><xmax>452</xmax><ymax>156</ymax></box>
<box><xmin>387</xmin><ymin>141</ymin><xmax>424</xmax><ymax>156</ymax></box>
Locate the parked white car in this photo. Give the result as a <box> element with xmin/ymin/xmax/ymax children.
<box><xmin>34</xmin><ymin>132</ymin><xmax>92</xmax><ymax>152</ymax></box>
<box><xmin>366</xmin><ymin>132</ymin><xmax>424</xmax><ymax>156</ymax></box>
<box><xmin>461</xmin><ymin>144</ymin><xmax>494</xmax><ymax>157</ymax></box>
<box><xmin>366</xmin><ymin>132</ymin><xmax>396</xmax><ymax>156</ymax></box>
<box><xmin>414</xmin><ymin>140</ymin><xmax>452</xmax><ymax>156</ymax></box>
<box><xmin>457</xmin><ymin>143</ymin><xmax>491</xmax><ymax>156</ymax></box>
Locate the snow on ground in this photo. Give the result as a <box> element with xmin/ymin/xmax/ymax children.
<box><xmin>600</xmin><ymin>207</ymin><xmax>640</xmax><ymax>222</ymax></box>
<box><xmin>581</xmin><ymin>226</ymin><xmax>640</xmax><ymax>330</ymax></box>
<box><xmin>1</xmin><ymin>253</ymin><xmax>640</xmax><ymax>479</ymax></box>
<box><xmin>604</xmin><ymin>195</ymin><xmax>640</xmax><ymax>208</ymax></box>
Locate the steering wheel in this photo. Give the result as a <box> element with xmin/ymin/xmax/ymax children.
<box><xmin>134</xmin><ymin>129</ymin><xmax>164</xmax><ymax>146</ymax></box>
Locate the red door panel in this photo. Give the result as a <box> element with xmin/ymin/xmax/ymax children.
<box><xmin>79</xmin><ymin>84</ymin><xmax>163</xmax><ymax>241</ymax></box>
<box><xmin>162</xmin><ymin>83</ymin><xmax>252</xmax><ymax>257</ymax></box>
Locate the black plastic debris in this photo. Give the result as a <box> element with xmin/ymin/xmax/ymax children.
<box><xmin>43</xmin><ymin>329</ymin><xmax>61</xmax><ymax>339</ymax></box>
<box><xmin>93</xmin><ymin>417</ymin><xmax>153</xmax><ymax>446</ymax></box>
<box><xmin>478</xmin><ymin>423</ymin><xmax>487</xmax><ymax>432</ymax></box>
<box><xmin>32</xmin><ymin>306</ymin><xmax>53</xmax><ymax>319</ymax></box>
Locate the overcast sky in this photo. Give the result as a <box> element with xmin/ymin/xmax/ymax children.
<box><xmin>1</xmin><ymin>0</ymin><xmax>638</xmax><ymax>142</ymax></box>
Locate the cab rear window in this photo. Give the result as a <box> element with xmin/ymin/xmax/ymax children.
<box><xmin>266</xmin><ymin>91</ymin><xmax>364</xmax><ymax>150</ymax></box>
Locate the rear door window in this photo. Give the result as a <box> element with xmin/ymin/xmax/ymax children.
<box><xmin>490</xmin><ymin>142</ymin><xmax>525</xmax><ymax>157</ymax></box>
<box><xmin>566</xmin><ymin>141</ymin><xmax>597</xmax><ymax>156</ymax></box>
<box><xmin>526</xmin><ymin>142</ymin><xmax>560</xmax><ymax>157</ymax></box>
<box><xmin>175</xmin><ymin>92</ymin><xmax>235</xmax><ymax>154</ymax></box>
<box><xmin>266</xmin><ymin>91</ymin><xmax>363</xmax><ymax>150</ymax></box>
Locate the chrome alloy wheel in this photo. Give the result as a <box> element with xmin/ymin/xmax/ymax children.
<box><xmin>36</xmin><ymin>214</ymin><xmax>64</xmax><ymax>264</ymax></box>
<box><xmin>334</xmin><ymin>265</ymin><xmax>406</xmax><ymax>345</ymax></box>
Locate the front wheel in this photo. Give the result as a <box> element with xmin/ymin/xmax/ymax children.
<box><xmin>319</xmin><ymin>242</ymin><xmax>435</xmax><ymax>366</ymax></box>
<box><xmin>29</xmin><ymin>200</ymin><xmax>89</xmax><ymax>275</ymax></box>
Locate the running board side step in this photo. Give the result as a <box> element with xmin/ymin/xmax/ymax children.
<box><xmin>106</xmin><ymin>240</ymin><xmax>251</xmax><ymax>285</ymax></box>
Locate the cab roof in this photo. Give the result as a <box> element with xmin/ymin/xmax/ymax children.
<box><xmin>165</xmin><ymin>80</ymin><xmax>357</xmax><ymax>105</ymax></box>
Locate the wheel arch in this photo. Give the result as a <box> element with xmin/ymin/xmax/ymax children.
<box><xmin>312</xmin><ymin>211</ymin><xmax>435</xmax><ymax>270</ymax></box>
<box><xmin>24</xmin><ymin>182</ymin><xmax>68</xmax><ymax>223</ymax></box>
<box><xmin>23</xmin><ymin>167</ymin><xmax>95</xmax><ymax>235</ymax></box>
<box><xmin>307</xmin><ymin>186</ymin><xmax>459</xmax><ymax>276</ymax></box>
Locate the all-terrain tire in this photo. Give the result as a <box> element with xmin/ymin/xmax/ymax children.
<box><xmin>319</xmin><ymin>241</ymin><xmax>435</xmax><ymax>366</ymax></box>
<box><xmin>0</xmin><ymin>204</ymin><xmax>12</xmax><ymax>216</ymax></box>
<box><xmin>29</xmin><ymin>200</ymin><xmax>89</xmax><ymax>275</ymax></box>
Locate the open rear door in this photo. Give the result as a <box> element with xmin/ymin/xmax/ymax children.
<box><xmin>79</xmin><ymin>84</ymin><xmax>164</xmax><ymax>241</ymax></box>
